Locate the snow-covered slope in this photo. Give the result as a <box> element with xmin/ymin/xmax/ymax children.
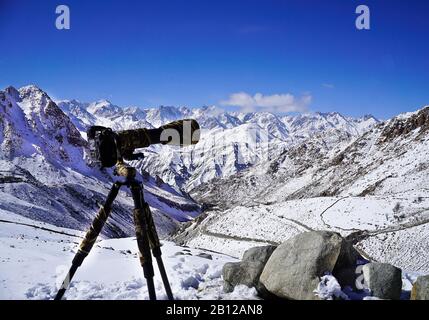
<box><xmin>281</xmin><ymin>112</ymin><xmax>378</xmax><ymax>138</ymax></box>
<box><xmin>0</xmin><ymin>86</ymin><xmax>200</xmax><ymax>238</ymax></box>
<box><xmin>0</xmin><ymin>211</ymin><xmax>255</xmax><ymax>300</ymax></box>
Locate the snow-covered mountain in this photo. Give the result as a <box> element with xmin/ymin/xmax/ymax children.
<box><xmin>281</xmin><ymin>112</ymin><xmax>378</xmax><ymax>138</ymax></box>
<box><xmin>191</xmin><ymin>106</ymin><xmax>429</xmax><ymax>207</ymax></box>
<box><xmin>177</xmin><ymin>106</ymin><xmax>429</xmax><ymax>273</ymax></box>
<box><xmin>1</xmin><ymin>86</ymin><xmax>87</xmax><ymax>167</ymax></box>
<box><xmin>0</xmin><ymin>85</ymin><xmax>200</xmax><ymax>238</ymax></box>
<box><xmin>57</xmin><ymin>97</ymin><xmax>379</xmax><ymax>192</ymax></box>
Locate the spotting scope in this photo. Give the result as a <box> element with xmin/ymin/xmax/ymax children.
<box><xmin>87</xmin><ymin>119</ymin><xmax>200</xmax><ymax>168</ymax></box>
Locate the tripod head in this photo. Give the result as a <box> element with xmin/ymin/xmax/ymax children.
<box><xmin>87</xmin><ymin>119</ymin><xmax>200</xmax><ymax>168</ymax></box>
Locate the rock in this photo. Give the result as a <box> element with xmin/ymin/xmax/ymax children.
<box><xmin>411</xmin><ymin>275</ymin><xmax>429</xmax><ymax>300</ymax></box>
<box><xmin>362</xmin><ymin>263</ymin><xmax>402</xmax><ymax>300</ymax></box>
<box><xmin>223</xmin><ymin>262</ymin><xmax>254</xmax><ymax>293</ymax></box>
<box><xmin>260</xmin><ymin>231</ymin><xmax>349</xmax><ymax>300</ymax></box>
<box><xmin>174</xmin><ymin>251</ymin><xmax>191</xmax><ymax>256</ymax></box>
<box><xmin>222</xmin><ymin>245</ymin><xmax>276</xmax><ymax>294</ymax></box>
<box><xmin>181</xmin><ymin>276</ymin><xmax>200</xmax><ymax>290</ymax></box>
<box><xmin>379</xmin><ymin>106</ymin><xmax>429</xmax><ymax>143</ymax></box>
<box><xmin>197</xmin><ymin>253</ymin><xmax>213</xmax><ymax>260</ymax></box>
<box><xmin>242</xmin><ymin>245</ymin><xmax>277</xmax><ymax>264</ymax></box>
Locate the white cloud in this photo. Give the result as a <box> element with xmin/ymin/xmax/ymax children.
<box><xmin>220</xmin><ymin>92</ymin><xmax>311</xmax><ymax>113</ymax></box>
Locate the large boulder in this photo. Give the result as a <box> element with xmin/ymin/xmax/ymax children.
<box><xmin>223</xmin><ymin>245</ymin><xmax>276</xmax><ymax>294</ymax></box>
<box><xmin>362</xmin><ymin>263</ymin><xmax>402</xmax><ymax>300</ymax></box>
<box><xmin>411</xmin><ymin>275</ymin><xmax>429</xmax><ymax>300</ymax></box>
<box><xmin>242</xmin><ymin>245</ymin><xmax>277</xmax><ymax>264</ymax></box>
<box><xmin>259</xmin><ymin>231</ymin><xmax>358</xmax><ymax>300</ymax></box>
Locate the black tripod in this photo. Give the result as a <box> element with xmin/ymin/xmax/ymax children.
<box><xmin>54</xmin><ymin>161</ymin><xmax>174</xmax><ymax>300</ymax></box>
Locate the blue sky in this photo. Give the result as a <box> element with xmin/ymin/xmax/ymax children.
<box><xmin>0</xmin><ymin>0</ymin><xmax>428</xmax><ymax>118</ymax></box>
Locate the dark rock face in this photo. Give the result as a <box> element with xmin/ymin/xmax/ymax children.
<box><xmin>222</xmin><ymin>245</ymin><xmax>276</xmax><ymax>294</ymax></box>
<box><xmin>362</xmin><ymin>263</ymin><xmax>402</xmax><ymax>300</ymax></box>
<box><xmin>44</xmin><ymin>100</ymin><xmax>87</xmax><ymax>148</ymax></box>
<box><xmin>411</xmin><ymin>275</ymin><xmax>429</xmax><ymax>300</ymax></box>
<box><xmin>379</xmin><ymin>107</ymin><xmax>429</xmax><ymax>143</ymax></box>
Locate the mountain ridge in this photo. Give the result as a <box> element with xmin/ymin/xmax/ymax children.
<box><xmin>55</xmin><ymin>89</ymin><xmax>380</xmax><ymax>192</ymax></box>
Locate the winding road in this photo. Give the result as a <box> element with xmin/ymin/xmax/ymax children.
<box><xmin>0</xmin><ymin>218</ymin><xmax>83</xmax><ymax>239</ymax></box>
<box><xmin>195</xmin><ymin>196</ymin><xmax>429</xmax><ymax>254</ymax></box>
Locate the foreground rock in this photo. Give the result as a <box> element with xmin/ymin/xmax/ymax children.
<box><xmin>411</xmin><ymin>275</ymin><xmax>429</xmax><ymax>300</ymax></box>
<box><xmin>362</xmin><ymin>263</ymin><xmax>402</xmax><ymax>300</ymax></box>
<box><xmin>259</xmin><ymin>231</ymin><xmax>360</xmax><ymax>300</ymax></box>
<box><xmin>223</xmin><ymin>245</ymin><xmax>276</xmax><ymax>294</ymax></box>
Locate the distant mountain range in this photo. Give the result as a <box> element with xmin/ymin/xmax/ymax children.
<box><xmin>56</xmin><ymin>92</ymin><xmax>379</xmax><ymax>191</ymax></box>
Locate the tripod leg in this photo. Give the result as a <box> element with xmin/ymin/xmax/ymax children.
<box><xmin>54</xmin><ymin>182</ymin><xmax>121</xmax><ymax>300</ymax></box>
<box><xmin>130</xmin><ymin>184</ymin><xmax>157</xmax><ymax>300</ymax></box>
<box><xmin>143</xmin><ymin>202</ymin><xmax>174</xmax><ymax>300</ymax></box>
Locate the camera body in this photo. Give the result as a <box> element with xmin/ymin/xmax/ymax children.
<box><xmin>87</xmin><ymin>126</ymin><xmax>120</xmax><ymax>168</ymax></box>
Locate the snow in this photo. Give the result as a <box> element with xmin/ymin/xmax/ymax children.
<box><xmin>315</xmin><ymin>275</ymin><xmax>349</xmax><ymax>300</ymax></box>
<box><xmin>0</xmin><ymin>212</ymin><xmax>257</xmax><ymax>300</ymax></box>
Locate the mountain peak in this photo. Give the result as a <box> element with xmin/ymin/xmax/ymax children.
<box><xmin>95</xmin><ymin>98</ymin><xmax>112</xmax><ymax>105</ymax></box>
<box><xmin>17</xmin><ymin>85</ymin><xmax>52</xmax><ymax>105</ymax></box>
<box><xmin>87</xmin><ymin>99</ymin><xmax>121</xmax><ymax>116</ymax></box>
<box><xmin>19</xmin><ymin>84</ymin><xmax>43</xmax><ymax>91</ymax></box>
<box><xmin>315</xmin><ymin>111</ymin><xmax>343</xmax><ymax>118</ymax></box>
<box><xmin>18</xmin><ymin>84</ymin><xmax>46</xmax><ymax>96</ymax></box>
<box><xmin>361</xmin><ymin>114</ymin><xmax>378</xmax><ymax>122</ymax></box>
<box><xmin>69</xmin><ymin>98</ymin><xmax>83</xmax><ymax>104</ymax></box>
